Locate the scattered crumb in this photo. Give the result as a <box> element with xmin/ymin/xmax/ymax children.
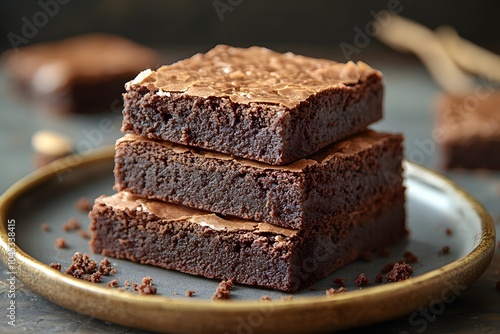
<box><xmin>124</xmin><ymin>280</ymin><xmax>131</xmax><ymax>286</ymax></box>
<box><xmin>62</xmin><ymin>217</ymin><xmax>81</xmax><ymax>231</ymax></box>
<box><xmin>98</xmin><ymin>258</ymin><xmax>117</xmax><ymax>275</ymax></box>
<box><xmin>89</xmin><ymin>271</ymin><xmax>102</xmax><ymax>283</ymax></box>
<box><xmin>55</xmin><ymin>237</ymin><xmax>67</xmax><ymax>248</ymax></box>
<box><xmin>135</xmin><ymin>276</ymin><xmax>157</xmax><ymax>295</ymax></box>
<box><xmin>355</xmin><ymin>273</ymin><xmax>369</xmax><ymax>287</ymax></box>
<box><xmin>375</xmin><ymin>273</ymin><xmax>384</xmax><ymax>283</ymax></box>
<box><xmin>41</xmin><ymin>223</ymin><xmax>50</xmax><ymax>232</ymax></box>
<box><xmin>107</xmin><ymin>279</ymin><xmax>119</xmax><ymax>288</ymax></box>
<box><xmin>441</xmin><ymin>246</ymin><xmax>450</xmax><ymax>255</ymax></box>
<box><xmin>75</xmin><ymin>197</ymin><xmax>91</xmax><ymax>212</ymax></box>
<box><xmin>380</xmin><ymin>262</ymin><xmax>396</xmax><ymax>274</ymax></box>
<box><xmin>326</xmin><ymin>287</ymin><xmax>347</xmax><ymax>295</ymax></box>
<box><xmin>63</xmin><ymin>252</ymin><xmax>115</xmax><ymax>283</ymax></box>
<box><xmin>78</xmin><ymin>230</ymin><xmax>91</xmax><ymax>239</ymax></box>
<box><xmin>185</xmin><ymin>290</ymin><xmax>196</xmax><ymax>297</ymax></box>
<box><xmin>211</xmin><ymin>278</ymin><xmax>234</xmax><ymax>300</ymax></box>
<box><xmin>333</xmin><ymin>278</ymin><xmax>345</xmax><ymax>287</ymax></box>
<box><xmin>386</xmin><ymin>262</ymin><xmax>413</xmax><ymax>282</ymax></box>
<box><xmin>260</xmin><ymin>295</ymin><xmax>272</xmax><ymax>301</ymax></box>
<box><xmin>360</xmin><ymin>252</ymin><xmax>372</xmax><ymax>262</ymax></box>
<box><xmin>445</xmin><ymin>228</ymin><xmax>453</xmax><ymax>236</ymax></box>
<box><xmin>49</xmin><ymin>263</ymin><xmax>62</xmax><ymax>271</ymax></box>
<box><xmin>280</xmin><ymin>295</ymin><xmax>293</xmax><ymax>301</ymax></box>
<box><xmin>404</xmin><ymin>251</ymin><xmax>419</xmax><ymax>263</ymax></box>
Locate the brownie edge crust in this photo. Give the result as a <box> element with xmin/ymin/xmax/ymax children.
<box><xmin>89</xmin><ymin>191</ymin><xmax>406</xmax><ymax>292</ymax></box>
<box><xmin>121</xmin><ymin>45</ymin><xmax>383</xmax><ymax>165</ymax></box>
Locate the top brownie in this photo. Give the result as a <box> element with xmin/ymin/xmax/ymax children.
<box><xmin>122</xmin><ymin>45</ymin><xmax>383</xmax><ymax>165</ymax></box>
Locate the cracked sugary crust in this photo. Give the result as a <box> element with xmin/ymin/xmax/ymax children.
<box><xmin>114</xmin><ymin>130</ymin><xmax>403</xmax><ymax>229</ymax></box>
<box><xmin>89</xmin><ymin>190</ymin><xmax>406</xmax><ymax>292</ymax></box>
<box><xmin>121</xmin><ymin>46</ymin><xmax>383</xmax><ymax>165</ymax></box>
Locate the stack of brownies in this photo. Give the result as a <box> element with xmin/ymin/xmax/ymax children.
<box><xmin>89</xmin><ymin>45</ymin><xmax>406</xmax><ymax>292</ymax></box>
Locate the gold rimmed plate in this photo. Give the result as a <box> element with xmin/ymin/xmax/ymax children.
<box><xmin>0</xmin><ymin>148</ymin><xmax>495</xmax><ymax>333</ymax></box>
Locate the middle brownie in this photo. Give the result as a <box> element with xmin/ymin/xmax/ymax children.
<box><xmin>114</xmin><ymin>129</ymin><xmax>403</xmax><ymax>230</ymax></box>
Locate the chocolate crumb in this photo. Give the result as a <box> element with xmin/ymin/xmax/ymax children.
<box><xmin>107</xmin><ymin>279</ymin><xmax>119</xmax><ymax>288</ymax></box>
<box><xmin>375</xmin><ymin>273</ymin><xmax>384</xmax><ymax>283</ymax></box>
<box><xmin>380</xmin><ymin>262</ymin><xmax>396</xmax><ymax>274</ymax></box>
<box><xmin>75</xmin><ymin>197</ymin><xmax>91</xmax><ymax>212</ymax></box>
<box><xmin>441</xmin><ymin>246</ymin><xmax>450</xmax><ymax>255</ymax></box>
<box><xmin>135</xmin><ymin>276</ymin><xmax>157</xmax><ymax>295</ymax></box>
<box><xmin>333</xmin><ymin>278</ymin><xmax>345</xmax><ymax>287</ymax></box>
<box><xmin>55</xmin><ymin>237</ymin><xmax>67</xmax><ymax>248</ymax></box>
<box><xmin>326</xmin><ymin>287</ymin><xmax>347</xmax><ymax>295</ymax></box>
<box><xmin>62</xmin><ymin>217</ymin><xmax>81</xmax><ymax>231</ymax></box>
<box><xmin>404</xmin><ymin>251</ymin><xmax>419</xmax><ymax>263</ymax></box>
<box><xmin>280</xmin><ymin>295</ymin><xmax>293</xmax><ymax>301</ymax></box>
<box><xmin>355</xmin><ymin>273</ymin><xmax>369</xmax><ymax>287</ymax></box>
<box><xmin>185</xmin><ymin>290</ymin><xmax>196</xmax><ymax>297</ymax></box>
<box><xmin>41</xmin><ymin>223</ymin><xmax>50</xmax><ymax>232</ymax></box>
<box><xmin>90</xmin><ymin>271</ymin><xmax>102</xmax><ymax>283</ymax></box>
<box><xmin>98</xmin><ymin>258</ymin><xmax>116</xmax><ymax>275</ymax></box>
<box><xmin>211</xmin><ymin>278</ymin><xmax>234</xmax><ymax>300</ymax></box>
<box><xmin>445</xmin><ymin>228</ymin><xmax>453</xmax><ymax>236</ymax></box>
<box><xmin>260</xmin><ymin>295</ymin><xmax>272</xmax><ymax>301</ymax></box>
<box><xmin>78</xmin><ymin>230</ymin><xmax>91</xmax><ymax>239</ymax></box>
<box><xmin>386</xmin><ymin>262</ymin><xmax>413</xmax><ymax>282</ymax></box>
<box><xmin>49</xmin><ymin>263</ymin><xmax>62</xmax><ymax>271</ymax></box>
<box><xmin>124</xmin><ymin>280</ymin><xmax>131</xmax><ymax>286</ymax></box>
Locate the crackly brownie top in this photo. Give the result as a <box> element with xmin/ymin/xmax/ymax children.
<box><xmin>99</xmin><ymin>192</ymin><xmax>296</xmax><ymax>237</ymax></box>
<box><xmin>126</xmin><ymin>45</ymin><xmax>381</xmax><ymax>108</ymax></box>
<box><xmin>437</xmin><ymin>92</ymin><xmax>500</xmax><ymax>141</ymax></box>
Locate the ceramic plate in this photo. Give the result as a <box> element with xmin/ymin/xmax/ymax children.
<box><xmin>0</xmin><ymin>148</ymin><xmax>495</xmax><ymax>333</ymax></box>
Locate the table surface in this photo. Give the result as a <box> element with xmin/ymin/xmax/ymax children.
<box><xmin>0</xmin><ymin>50</ymin><xmax>499</xmax><ymax>334</ymax></box>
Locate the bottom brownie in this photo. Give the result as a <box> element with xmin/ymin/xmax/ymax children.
<box><xmin>89</xmin><ymin>191</ymin><xmax>406</xmax><ymax>292</ymax></box>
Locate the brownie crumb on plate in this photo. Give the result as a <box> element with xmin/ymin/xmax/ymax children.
<box><xmin>403</xmin><ymin>251</ymin><xmax>419</xmax><ymax>263</ymax></box>
<box><xmin>211</xmin><ymin>278</ymin><xmax>234</xmax><ymax>300</ymax></box>
<box><xmin>78</xmin><ymin>230</ymin><xmax>91</xmax><ymax>239</ymax></box>
<box><xmin>386</xmin><ymin>262</ymin><xmax>413</xmax><ymax>282</ymax></box>
<box><xmin>375</xmin><ymin>273</ymin><xmax>384</xmax><ymax>283</ymax></box>
<box><xmin>55</xmin><ymin>237</ymin><xmax>67</xmax><ymax>248</ymax></box>
<box><xmin>445</xmin><ymin>227</ymin><xmax>453</xmax><ymax>236</ymax></box>
<box><xmin>380</xmin><ymin>262</ymin><xmax>396</xmax><ymax>274</ymax></box>
<box><xmin>49</xmin><ymin>263</ymin><xmax>62</xmax><ymax>271</ymax></box>
<box><xmin>355</xmin><ymin>273</ymin><xmax>369</xmax><ymax>287</ymax></box>
<box><xmin>62</xmin><ymin>217</ymin><xmax>81</xmax><ymax>231</ymax></box>
<box><xmin>41</xmin><ymin>223</ymin><xmax>50</xmax><ymax>232</ymax></box>
<box><xmin>185</xmin><ymin>290</ymin><xmax>196</xmax><ymax>297</ymax></box>
<box><xmin>107</xmin><ymin>279</ymin><xmax>119</xmax><ymax>288</ymax></box>
<box><xmin>98</xmin><ymin>257</ymin><xmax>117</xmax><ymax>275</ymax></box>
<box><xmin>134</xmin><ymin>276</ymin><xmax>157</xmax><ymax>295</ymax></box>
<box><xmin>333</xmin><ymin>278</ymin><xmax>345</xmax><ymax>287</ymax></box>
<box><xmin>326</xmin><ymin>287</ymin><xmax>348</xmax><ymax>295</ymax></box>
<box><xmin>260</xmin><ymin>295</ymin><xmax>272</xmax><ymax>301</ymax></box>
<box><xmin>441</xmin><ymin>246</ymin><xmax>450</xmax><ymax>255</ymax></box>
<box><xmin>75</xmin><ymin>197</ymin><xmax>91</xmax><ymax>212</ymax></box>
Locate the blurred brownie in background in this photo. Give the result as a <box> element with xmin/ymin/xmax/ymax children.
<box><xmin>1</xmin><ymin>33</ymin><xmax>158</xmax><ymax>114</ymax></box>
<box><xmin>436</xmin><ymin>92</ymin><xmax>500</xmax><ymax>169</ymax></box>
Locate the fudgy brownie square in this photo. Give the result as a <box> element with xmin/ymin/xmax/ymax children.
<box><xmin>435</xmin><ymin>92</ymin><xmax>500</xmax><ymax>169</ymax></box>
<box><xmin>114</xmin><ymin>130</ymin><xmax>403</xmax><ymax>229</ymax></box>
<box><xmin>89</xmin><ymin>190</ymin><xmax>406</xmax><ymax>292</ymax></box>
<box><xmin>2</xmin><ymin>33</ymin><xmax>158</xmax><ymax>114</ymax></box>
<box><xmin>122</xmin><ymin>45</ymin><xmax>383</xmax><ymax>165</ymax></box>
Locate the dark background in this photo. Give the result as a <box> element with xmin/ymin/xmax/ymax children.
<box><xmin>0</xmin><ymin>0</ymin><xmax>499</xmax><ymax>60</ymax></box>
